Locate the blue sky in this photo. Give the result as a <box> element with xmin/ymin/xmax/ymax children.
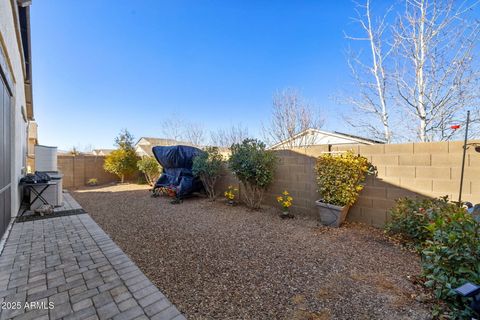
<box><xmin>32</xmin><ymin>0</ymin><xmax>368</xmax><ymax>150</ymax></box>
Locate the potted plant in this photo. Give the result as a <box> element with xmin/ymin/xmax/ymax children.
<box><xmin>315</xmin><ymin>151</ymin><xmax>372</xmax><ymax>227</ymax></box>
<box><xmin>277</xmin><ymin>190</ymin><xmax>294</xmax><ymax>218</ymax></box>
<box><xmin>155</xmin><ymin>185</ymin><xmax>177</xmax><ymax>197</ymax></box>
<box><xmin>224</xmin><ymin>185</ymin><xmax>238</xmax><ymax>205</ymax></box>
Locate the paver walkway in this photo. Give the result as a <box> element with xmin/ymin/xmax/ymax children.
<box><xmin>0</xmin><ymin>214</ymin><xmax>185</xmax><ymax>320</ymax></box>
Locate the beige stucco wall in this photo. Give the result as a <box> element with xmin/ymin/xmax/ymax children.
<box><xmin>0</xmin><ymin>0</ymin><xmax>28</xmax><ymax>218</ymax></box>
<box><xmin>27</xmin><ymin>121</ymin><xmax>37</xmax><ymax>171</ymax></box>
<box><xmin>135</xmin><ymin>145</ymin><xmax>148</xmax><ymax>157</ymax></box>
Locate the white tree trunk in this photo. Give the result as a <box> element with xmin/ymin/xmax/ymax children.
<box><xmin>366</xmin><ymin>0</ymin><xmax>391</xmax><ymax>143</ymax></box>
<box><xmin>343</xmin><ymin>0</ymin><xmax>393</xmax><ymax>142</ymax></box>
<box><xmin>417</xmin><ymin>0</ymin><xmax>427</xmax><ymax>142</ymax></box>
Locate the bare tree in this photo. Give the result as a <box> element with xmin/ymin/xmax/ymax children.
<box><xmin>263</xmin><ymin>88</ymin><xmax>324</xmax><ymax>149</ymax></box>
<box><xmin>344</xmin><ymin>0</ymin><xmax>394</xmax><ymax>142</ymax></box>
<box><xmin>160</xmin><ymin>115</ymin><xmax>185</xmax><ymax>142</ymax></box>
<box><xmin>68</xmin><ymin>146</ymin><xmax>81</xmax><ymax>156</ymax></box>
<box><xmin>83</xmin><ymin>144</ymin><xmax>94</xmax><ymax>154</ymax></box>
<box><xmin>393</xmin><ymin>0</ymin><xmax>480</xmax><ymax>142</ymax></box>
<box><xmin>161</xmin><ymin>114</ymin><xmax>206</xmax><ymax>145</ymax></box>
<box><xmin>184</xmin><ymin>122</ymin><xmax>206</xmax><ymax>146</ymax></box>
<box><xmin>210</xmin><ymin>124</ymin><xmax>249</xmax><ymax>147</ymax></box>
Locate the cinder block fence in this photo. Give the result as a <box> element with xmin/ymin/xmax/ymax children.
<box><xmin>216</xmin><ymin>140</ymin><xmax>480</xmax><ymax>227</ymax></box>
<box><xmin>57</xmin><ymin>140</ymin><xmax>480</xmax><ymax>227</ymax></box>
<box><xmin>57</xmin><ymin>155</ymin><xmax>118</xmax><ymax>189</ymax></box>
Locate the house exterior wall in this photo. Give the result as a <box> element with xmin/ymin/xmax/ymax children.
<box><xmin>135</xmin><ymin>145</ymin><xmax>149</xmax><ymax>157</ymax></box>
<box><xmin>135</xmin><ymin>138</ymin><xmax>153</xmax><ymax>157</ymax></box>
<box><xmin>269</xmin><ymin>131</ymin><xmax>378</xmax><ymax>150</ymax></box>
<box><xmin>290</xmin><ymin>132</ymin><xmax>370</xmax><ymax>146</ymax></box>
<box><xmin>136</xmin><ymin>138</ymin><xmax>149</xmax><ymax>146</ymax></box>
<box><xmin>0</xmin><ymin>0</ymin><xmax>29</xmax><ymax>220</ymax></box>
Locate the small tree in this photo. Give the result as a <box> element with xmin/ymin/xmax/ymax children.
<box><xmin>228</xmin><ymin>139</ymin><xmax>276</xmax><ymax>209</ymax></box>
<box><xmin>192</xmin><ymin>147</ymin><xmax>224</xmax><ymax>200</ymax></box>
<box><xmin>137</xmin><ymin>156</ymin><xmax>161</xmax><ymax>186</ymax></box>
<box><xmin>104</xmin><ymin>149</ymin><xmax>138</xmax><ymax>183</ymax></box>
<box><xmin>115</xmin><ymin>129</ymin><xmax>136</xmax><ymax>150</ymax></box>
<box><xmin>104</xmin><ymin>129</ymin><xmax>139</xmax><ymax>183</ymax></box>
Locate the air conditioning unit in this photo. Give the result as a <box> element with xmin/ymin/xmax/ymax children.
<box><xmin>30</xmin><ymin>145</ymin><xmax>64</xmax><ymax>209</ymax></box>
<box><xmin>35</xmin><ymin>145</ymin><xmax>57</xmax><ymax>172</ymax></box>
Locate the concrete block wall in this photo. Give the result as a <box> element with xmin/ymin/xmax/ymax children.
<box><xmin>216</xmin><ymin>140</ymin><xmax>480</xmax><ymax>228</ymax></box>
<box><xmin>57</xmin><ymin>141</ymin><xmax>480</xmax><ymax>227</ymax></box>
<box><xmin>341</xmin><ymin>140</ymin><xmax>480</xmax><ymax>226</ymax></box>
<box><xmin>57</xmin><ymin>155</ymin><xmax>118</xmax><ymax>189</ymax></box>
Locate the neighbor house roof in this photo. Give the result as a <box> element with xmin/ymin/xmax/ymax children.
<box><xmin>135</xmin><ymin>137</ymin><xmax>192</xmax><ymax>157</ymax></box>
<box><xmin>136</xmin><ymin>137</ymin><xmax>189</xmax><ymax>146</ymax></box>
<box><xmin>92</xmin><ymin>149</ymin><xmax>114</xmax><ymax>156</ymax></box>
<box><xmin>268</xmin><ymin>128</ymin><xmax>385</xmax><ymax>150</ymax></box>
<box><xmin>330</xmin><ymin>131</ymin><xmax>386</xmax><ymax>144</ymax></box>
<box><xmin>136</xmin><ymin>145</ymin><xmax>154</xmax><ymax>157</ymax></box>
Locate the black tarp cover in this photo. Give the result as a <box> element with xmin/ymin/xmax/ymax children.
<box><xmin>152</xmin><ymin>145</ymin><xmax>204</xmax><ymax>198</ymax></box>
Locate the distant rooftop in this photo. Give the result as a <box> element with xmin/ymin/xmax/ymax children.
<box><xmin>269</xmin><ymin>128</ymin><xmax>385</xmax><ymax>149</ymax></box>
<box><xmin>332</xmin><ymin>131</ymin><xmax>386</xmax><ymax>144</ymax></box>
<box><xmin>136</xmin><ymin>137</ymin><xmax>191</xmax><ymax>146</ymax></box>
<box><xmin>135</xmin><ymin>137</ymin><xmax>193</xmax><ymax>157</ymax></box>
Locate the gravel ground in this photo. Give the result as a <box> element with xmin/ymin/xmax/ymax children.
<box><xmin>73</xmin><ymin>184</ymin><xmax>432</xmax><ymax>320</ymax></box>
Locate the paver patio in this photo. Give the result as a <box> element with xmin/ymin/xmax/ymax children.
<box><xmin>0</xmin><ymin>209</ymin><xmax>184</xmax><ymax>320</ymax></box>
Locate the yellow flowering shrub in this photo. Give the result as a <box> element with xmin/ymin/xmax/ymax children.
<box><xmin>277</xmin><ymin>190</ymin><xmax>293</xmax><ymax>210</ymax></box>
<box><xmin>224</xmin><ymin>185</ymin><xmax>238</xmax><ymax>201</ymax></box>
<box><xmin>315</xmin><ymin>151</ymin><xmax>373</xmax><ymax>207</ymax></box>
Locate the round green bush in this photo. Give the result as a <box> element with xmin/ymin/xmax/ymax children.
<box><xmin>192</xmin><ymin>147</ymin><xmax>224</xmax><ymax>200</ymax></box>
<box><xmin>228</xmin><ymin>139</ymin><xmax>276</xmax><ymax>209</ymax></box>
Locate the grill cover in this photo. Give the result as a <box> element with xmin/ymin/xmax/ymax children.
<box><xmin>152</xmin><ymin>145</ymin><xmax>204</xmax><ymax>198</ymax></box>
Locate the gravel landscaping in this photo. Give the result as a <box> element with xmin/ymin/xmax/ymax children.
<box><xmin>73</xmin><ymin>183</ymin><xmax>432</xmax><ymax>320</ymax></box>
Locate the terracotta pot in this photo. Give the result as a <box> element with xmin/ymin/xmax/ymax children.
<box><xmin>315</xmin><ymin>200</ymin><xmax>350</xmax><ymax>227</ymax></box>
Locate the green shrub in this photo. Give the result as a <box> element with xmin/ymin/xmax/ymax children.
<box><xmin>87</xmin><ymin>178</ymin><xmax>98</xmax><ymax>186</ymax></box>
<box><xmin>104</xmin><ymin>149</ymin><xmax>139</xmax><ymax>183</ymax></box>
<box><xmin>228</xmin><ymin>139</ymin><xmax>276</xmax><ymax>209</ymax></box>
<box><xmin>104</xmin><ymin>129</ymin><xmax>140</xmax><ymax>183</ymax></box>
<box><xmin>137</xmin><ymin>156</ymin><xmax>161</xmax><ymax>186</ymax></box>
<box><xmin>315</xmin><ymin>151</ymin><xmax>372</xmax><ymax>207</ymax></box>
<box><xmin>387</xmin><ymin>196</ymin><xmax>480</xmax><ymax>318</ymax></box>
<box><xmin>385</xmin><ymin>196</ymin><xmax>451</xmax><ymax>248</ymax></box>
<box><xmin>422</xmin><ymin>209</ymin><xmax>480</xmax><ymax>318</ymax></box>
<box><xmin>192</xmin><ymin>147</ymin><xmax>224</xmax><ymax>200</ymax></box>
